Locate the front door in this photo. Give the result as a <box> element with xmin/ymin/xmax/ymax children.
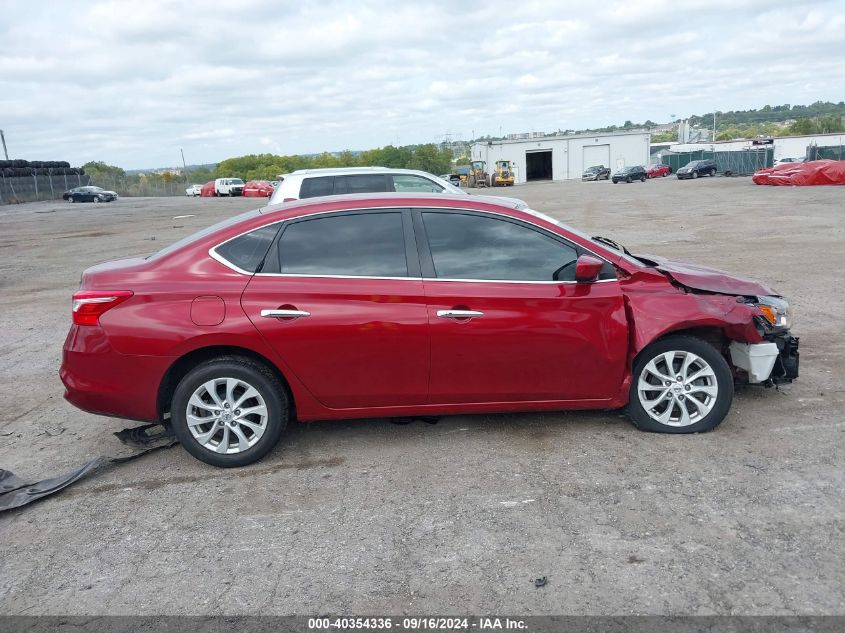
<box><xmin>415</xmin><ymin>209</ymin><xmax>628</xmax><ymax>404</ymax></box>
<box><xmin>241</xmin><ymin>209</ymin><xmax>429</xmax><ymax>409</ymax></box>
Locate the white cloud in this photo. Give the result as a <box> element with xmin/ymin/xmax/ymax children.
<box><xmin>0</xmin><ymin>0</ymin><xmax>842</xmax><ymax>168</ymax></box>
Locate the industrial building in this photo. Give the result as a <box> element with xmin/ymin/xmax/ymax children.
<box><xmin>470</xmin><ymin>131</ymin><xmax>651</xmax><ymax>183</ymax></box>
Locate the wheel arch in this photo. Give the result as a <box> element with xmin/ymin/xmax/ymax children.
<box><xmin>157</xmin><ymin>345</ymin><xmax>295</xmax><ymax>421</ymax></box>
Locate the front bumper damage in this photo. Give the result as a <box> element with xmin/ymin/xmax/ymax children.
<box><xmin>730</xmin><ymin>333</ymin><xmax>799</xmax><ymax>385</ymax></box>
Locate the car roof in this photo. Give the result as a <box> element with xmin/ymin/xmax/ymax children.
<box><xmin>280</xmin><ymin>167</ymin><xmax>441</xmax><ymax>178</ymax></box>
<box><xmin>260</xmin><ymin>192</ymin><xmax>524</xmax><ymax>216</ymax></box>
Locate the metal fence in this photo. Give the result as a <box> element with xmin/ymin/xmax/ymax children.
<box><xmin>93</xmin><ymin>174</ymin><xmax>191</xmax><ymax>198</ymax></box>
<box><xmin>0</xmin><ymin>172</ymin><xmax>195</xmax><ymax>204</ymax></box>
<box><xmin>660</xmin><ymin>149</ymin><xmax>773</xmax><ymax>176</ymax></box>
<box><xmin>806</xmin><ymin>144</ymin><xmax>845</xmax><ymax>161</ymax></box>
<box><xmin>0</xmin><ymin>172</ymin><xmax>91</xmax><ymax>204</ymax></box>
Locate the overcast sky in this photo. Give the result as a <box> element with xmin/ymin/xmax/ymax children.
<box><xmin>1</xmin><ymin>0</ymin><xmax>843</xmax><ymax>169</ymax></box>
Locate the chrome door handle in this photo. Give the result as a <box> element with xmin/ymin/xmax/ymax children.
<box><xmin>260</xmin><ymin>309</ymin><xmax>311</xmax><ymax>319</ymax></box>
<box><xmin>437</xmin><ymin>309</ymin><xmax>484</xmax><ymax>319</ymax></box>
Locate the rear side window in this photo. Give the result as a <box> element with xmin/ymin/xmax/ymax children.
<box><xmin>214</xmin><ymin>224</ymin><xmax>280</xmax><ymax>273</ymax></box>
<box><xmin>335</xmin><ymin>174</ymin><xmax>389</xmax><ymax>194</ymax></box>
<box><xmin>422</xmin><ymin>211</ymin><xmax>578</xmax><ymax>281</ymax></box>
<box><xmin>300</xmin><ymin>177</ymin><xmax>334</xmax><ymax>198</ymax></box>
<box><xmin>278</xmin><ymin>212</ymin><xmax>407</xmax><ymax>277</ymax></box>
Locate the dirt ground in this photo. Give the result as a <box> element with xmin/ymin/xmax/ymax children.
<box><xmin>1</xmin><ymin>177</ymin><xmax>843</xmax><ymax>616</ymax></box>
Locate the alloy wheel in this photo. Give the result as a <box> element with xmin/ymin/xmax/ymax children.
<box><xmin>185</xmin><ymin>377</ymin><xmax>268</xmax><ymax>454</ymax></box>
<box><xmin>637</xmin><ymin>350</ymin><xmax>718</xmax><ymax>427</ymax></box>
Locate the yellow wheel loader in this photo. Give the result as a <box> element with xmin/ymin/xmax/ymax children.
<box><xmin>490</xmin><ymin>160</ymin><xmax>515</xmax><ymax>186</ymax></box>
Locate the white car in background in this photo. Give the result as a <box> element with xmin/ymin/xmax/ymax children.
<box><xmin>773</xmin><ymin>157</ymin><xmax>805</xmax><ymax>167</ymax></box>
<box><xmin>185</xmin><ymin>184</ymin><xmax>203</xmax><ymax>196</ymax></box>
<box><xmin>268</xmin><ymin>167</ymin><xmax>527</xmax><ymax>208</ymax></box>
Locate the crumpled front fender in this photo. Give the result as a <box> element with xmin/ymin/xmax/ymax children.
<box><xmin>623</xmin><ymin>285</ymin><xmax>763</xmax><ymax>360</ymax></box>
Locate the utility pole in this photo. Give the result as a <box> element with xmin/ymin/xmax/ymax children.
<box><xmin>180</xmin><ymin>148</ymin><xmax>188</xmax><ymax>182</ymax></box>
<box><xmin>0</xmin><ymin>130</ymin><xmax>8</xmax><ymax>160</ymax></box>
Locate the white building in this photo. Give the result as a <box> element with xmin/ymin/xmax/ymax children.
<box><xmin>471</xmin><ymin>131</ymin><xmax>651</xmax><ymax>183</ymax></box>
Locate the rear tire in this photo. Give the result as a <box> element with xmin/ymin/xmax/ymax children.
<box><xmin>171</xmin><ymin>356</ymin><xmax>289</xmax><ymax>467</ymax></box>
<box><xmin>627</xmin><ymin>335</ymin><xmax>733</xmax><ymax>434</ymax></box>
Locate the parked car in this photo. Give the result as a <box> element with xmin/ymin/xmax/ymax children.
<box><xmin>676</xmin><ymin>159</ymin><xmax>718</xmax><ymax>179</ymax></box>
<box><xmin>440</xmin><ymin>174</ymin><xmax>462</xmax><ymax>187</ymax></box>
<box><xmin>773</xmin><ymin>157</ymin><xmax>804</xmax><ymax>167</ymax></box>
<box><xmin>61</xmin><ymin>193</ymin><xmax>798</xmax><ymax>468</ymax></box>
<box><xmin>646</xmin><ymin>164</ymin><xmax>671</xmax><ymax>178</ymax></box>
<box><xmin>581</xmin><ymin>165</ymin><xmax>611</xmax><ymax>181</ymax></box>
<box><xmin>269</xmin><ymin>167</ymin><xmax>527</xmax><ymax>209</ymax></box>
<box><xmin>214</xmin><ymin>178</ymin><xmax>245</xmax><ymax>196</ymax></box>
<box><xmin>62</xmin><ymin>186</ymin><xmax>118</xmax><ymax>203</ymax></box>
<box><xmin>242</xmin><ymin>180</ymin><xmax>275</xmax><ymax>198</ymax></box>
<box><xmin>185</xmin><ymin>184</ymin><xmax>203</xmax><ymax>197</ymax></box>
<box><xmin>611</xmin><ymin>166</ymin><xmax>647</xmax><ymax>183</ymax></box>
<box><xmin>200</xmin><ymin>181</ymin><xmax>216</xmax><ymax>197</ymax></box>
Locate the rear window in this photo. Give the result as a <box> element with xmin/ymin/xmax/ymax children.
<box><xmin>147</xmin><ymin>209</ymin><xmax>262</xmax><ymax>261</ymax></box>
<box><xmin>214</xmin><ymin>223</ymin><xmax>280</xmax><ymax>272</ymax></box>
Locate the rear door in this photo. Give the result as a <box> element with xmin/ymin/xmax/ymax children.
<box><xmin>415</xmin><ymin>208</ymin><xmax>628</xmax><ymax>404</ymax></box>
<box><xmin>241</xmin><ymin>208</ymin><xmax>429</xmax><ymax>409</ymax></box>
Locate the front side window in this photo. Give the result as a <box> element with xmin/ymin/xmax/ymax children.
<box><xmin>278</xmin><ymin>212</ymin><xmax>407</xmax><ymax>277</ymax></box>
<box><xmin>392</xmin><ymin>175</ymin><xmax>444</xmax><ymax>193</ymax></box>
<box><xmin>421</xmin><ymin>211</ymin><xmax>578</xmax><ymax>281</ymax></box>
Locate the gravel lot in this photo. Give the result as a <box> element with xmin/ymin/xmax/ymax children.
<box><xmin>1</xmin><ymin>178</ymin><xmax>843</xmax><ymax>616</ymax></box>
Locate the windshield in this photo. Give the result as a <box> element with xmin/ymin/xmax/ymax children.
<box><xmin>522</xmin><ymin>208</ymin><xmax>644</xmax><ymax>267</ymax></box>
<box><xmin>683</xmin><ymin>161</ymin><xmax>701</xmax><ymax>168</ymax></box>
<box><xmin>584</xmin><ymin>166</ymin><xmax>599</xmax><ymax>173</ymax></box>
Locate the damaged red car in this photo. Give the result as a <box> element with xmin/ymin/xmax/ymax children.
<box><xmin>60</xmin><ymin>194</ymin><xmax>799</xmax><ymax>467</ymax></box>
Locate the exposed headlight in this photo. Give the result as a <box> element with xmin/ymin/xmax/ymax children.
<box><xmin>754</xmin><ymin>296</ymin><xmax>791</xmax><ymax>329</ymax></box>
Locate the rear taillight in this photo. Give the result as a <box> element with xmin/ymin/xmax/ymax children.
<box><xmin>72</xmin><ymin>291</ymin><xmax>133</xmax><ymax>326</ymax></box>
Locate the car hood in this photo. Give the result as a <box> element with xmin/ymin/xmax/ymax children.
<box><xmin>635</xmin><ymin>254</ymin><xmax>777</xmax><ymax>296</ymax></box>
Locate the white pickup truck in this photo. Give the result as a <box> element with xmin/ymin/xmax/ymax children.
<box><xmin>214</xmin><ymin>178</ymin><xmax>244</xmax><ymax>196</ymax></box>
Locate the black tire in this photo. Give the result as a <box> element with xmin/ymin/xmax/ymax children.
<box><xmin>627</xmin><ymin>335</ymin><xmax>733</xmax><ymax>434</ymax></box>
<box><xmin>171</xmin><ymin>356</ymin><xmax>290</xmax><ymax>467</ymax></box>
<box><xmin>709</xmin><ymin>168</ymin><xmax>716</xmax><ymax>177</ymax></box>
<box><xmin>692</xmin><ymin>171</ymin><xmax>699</xmax><ymax>179</ymax></box>
<box><xmin>640</xmin><ymin>175</ymin><xmax>646</xmax><ymax>182</ymax></box>
<box><xmin>626</xmin><ymin>176</ymin><xmax>632</xmax><ymax>183</ymax></box>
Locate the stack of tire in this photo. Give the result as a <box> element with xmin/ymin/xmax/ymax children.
<box><xmin>0</xmin><ymin>160</ymin><xmax>85</xmax><ymax>177</ymax></box>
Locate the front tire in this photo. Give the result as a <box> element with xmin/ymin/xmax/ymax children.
<box><xmin>626</xmin><ymin>176</ymin><xmax>632</xmax><ymax>183</ymax></box>
<box><xmin>709</xmin><ymin>168</ymin><xmax>716</xmax><ymax>177</ymax></box>
<box><xmin>692</xmin><ymin>171</ymin><xmax>699</xmax><ymax>179</ymax></box>
<box><xmin>627</xmin><ymin>335</ymin><xmax>733</xmax><ymax>434</ymax></box>
<box><xmin>171</xmin><ymin>356</ymin><xmax>289</xmax><ymax>467</ymax></box>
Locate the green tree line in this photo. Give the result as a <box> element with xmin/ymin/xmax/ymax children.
<box><xmin>213</xmin><ymin>144</ymin><xmax>453</xmax><ymax>181</ymax></box>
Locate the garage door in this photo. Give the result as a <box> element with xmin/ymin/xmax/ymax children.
<box><xmin>583</xmin><ymin>145</ymin><xmax>610</xmax><ymax>171</ymax></box>
<box><xmin>526</xmin><ymin>150</ymin><xmax>552</xmax><ymax>181</ymax></box>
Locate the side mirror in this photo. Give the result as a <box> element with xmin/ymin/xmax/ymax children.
<box><xmin>575</xmin><ymin>255</ymin><xmax>604</xmax><ymax>283</ymax></box>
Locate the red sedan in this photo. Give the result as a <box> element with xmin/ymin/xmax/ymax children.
<box><xmin>647</xmin><ymin>164</ymin><xmax>672</xmax><ymax>178</ymax></box>
<box><xmin>61</xmin><ymin>194</ymin><xmax>798</xmax><ymax>467</ymax></box>
<box><xmin>242</xmin><ymin>180</ymin><xmax>275</xmax><ymax>197</ymax></box>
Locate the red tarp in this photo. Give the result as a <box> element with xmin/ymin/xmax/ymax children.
<box><xmin>200</xmin><ymin>181</ymin><xmax>216</xmax><ymax>197</ymax></box>
<box><xmin>752</xmin><ymin>160</ymin><xmax>845</xmax><ymax>186</ymax></box>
